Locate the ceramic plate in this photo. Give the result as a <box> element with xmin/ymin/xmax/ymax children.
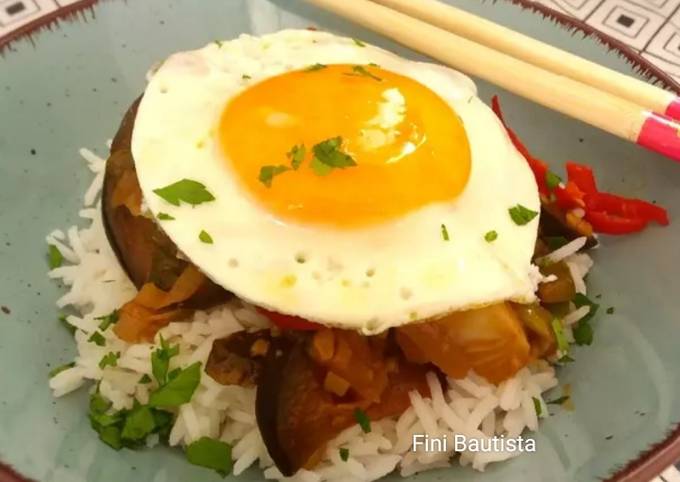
<box><xmin>1</xmin><ymin>1</ymin><xmax>679</xmax><ymax>481</ymax></box>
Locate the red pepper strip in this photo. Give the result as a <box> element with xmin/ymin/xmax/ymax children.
<box><xmin>566</xmin><ymin>162</ymin><xmax>598</xmax><ymax>194</ymax></box>
<box><xmin>584</xmin><ymin>211</ymin><xmax>648</xmax><ymax>234</ymax></box>
<box><xmin>257</xmin><ymin>308</ymin><xmax>321</xmax><ymax>331</ymax></box>
<box><xmin>554</xmin><ymin>181</ymin><xmax>586</xmax><ymax>210</ymax></box>
<box><xmin>491</xmin><ymin>96</ymin><xmax>549</xmax><ymax>194</ymax></box>
<box><xmin>585</xmin><ymin>192</ymin><xmax>669</xmax><ymax>226</ymax></box>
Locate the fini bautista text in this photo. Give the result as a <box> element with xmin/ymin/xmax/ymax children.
<box><xmin>412</xmin><ymin>433</ymin><xmax>536</xmax><ymax>453</ymax></box>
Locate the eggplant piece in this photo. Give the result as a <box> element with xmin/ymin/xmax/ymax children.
<box><xmin>256</xmin><ymin>335</ymin><xmax>430</xmax><ymax>476</ymax></box>
<box><xmin>101</xmin><ymin>98</ymin><xmax>230</xmax><ymax>309</ymax></box>
<box><xmin>206</xmin><ymin>330</ymin><xmax>272</xmax><ymax>387</ymax></box>
<box><xmin>540</xmin><ymin>200</ymin><xmax>598</xmax><ymax>249</ymax></box>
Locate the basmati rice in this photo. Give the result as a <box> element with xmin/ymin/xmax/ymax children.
<box><xmin>47</xmin><ymin>145</ymin><xmax>597</xmax><ymax>480</ymax></box>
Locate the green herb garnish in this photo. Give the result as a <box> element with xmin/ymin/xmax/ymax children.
<box><xmin>59</xmin><ymin>313</ymin><xmax>76</xmax><ymax>334</ymax></box>
<box><xmin>214</xmin><ymin>40</ymin><xmax>223</xmax><ymax>47</ymax></box>
<box><xmin>441</xmin><ymin>224</ymin><xmax>450</xmax><ymax>241</ymax></box>
<box><xmin>551</xmin><ymin>319</ymin><xmax>569</xmax><ymax>355</ymax></box>
<box><xmin>545</xmin><ymin>171</ymin><xmax>562</xmax><ymax>190</ymax></box>
<box><xmin>151</xmin><ymin>335</ymin><xmax>180</xmax><ymax>386</ymax></box>
<box><xmin>572</xmin><ymin>293</ymin><xmax>599</xmax><ymax>346</ymax></box>
<box><xmin>153</xmin><ymin>179</ymin><xmax>215</xmax><ymax>207</ymax></box>
<box><xmin>532</xmin><ymin>397</ymin><xmax>542</xmax><ymax>417</ymax></box>
<box><xmin>311</xmin><ymin>137</ymin><xmax>357</xmax><ymax>176</ymax></box>
<box><xmin>287</xmin><ymin>144</ymin><xmax>306</xmax><ymax>170</ymax></box>
<box><xmin>96</xmin><ymin>310</ymin><xmax>119</xmax><ymax>331</ymax></box>
<box><xmin>88</xmin><ymin>332</ymin><xmax>106</xmax><ymax>346</ymax></box>
<box><xmin>353</xmin><ymin>38</ymin><xmax>366</xmax><ymax>47</ymax></box>
<box><xmin>157</xmin><ymin>212</ymin><xmax>175</xmax><ymax>221</ymax></box>
<box><xmin>139</xmin><ymin>374</ymin><xmax>152</xmax><ymax>384</ymax></box>
<box><xmin>305</xmin><ymin>63</ymin><xmax>327</xmax><ymax>72</ymax></box>
<box><xmin>353</xmin><ymin>408</ymin><xmax>371</xmax><ymax>433</ymax></box>
<box><xmin>49</xmin><ymin>362</ymin><xmax>75</xmax><ymax>378</ymax></box>
<box><xmin>121</xmin><ymin>405</ymin><xmax>156</xmax><ymax>441</ymax></box>
<box><xmin>258</xmin><ymin>165</ymin><xmax>290</xmax><ymax>187</ymax></box>
<box><xmin>558</xmin><ymin>354</ymin><xmax>575</xmax><ymax>364</ymax></box>
<box><xmin>484</xmin><ymin>230</ymin><xmax>498</xmax><ymax>242</ymax></box>
<box><xmin>148</xmin><ymin>362</ymin><xmax>202</xmax><ymax>407</ymax></box>
<box><xmin>99</xmin><ymin>352</ymin><xmax>120</xmax><ymax>369</ymax></box>
<box><xmin>509</xmin><ymin>204</ymin><xmax>539</xmax><ymax>226</ymax></box>
<box><xmin>198</xmin><ymin>230</ymin><xmax>213</xmax><ymax>244</ymax></box>
<box><xmin>241</xmin><ymin>74</ymin><xmax>251</xmax><ymax>80</ymax></box>
<box><xmin>606</xmin><ymin>307</ymin><xmax>615</xmax><ymax>315</ymax></box>
<box><xmin>544</xmin><ymin>236</ymin><xmax>569</xmax><ymax>250</ymax></box>
<box><xmin>546</xmin><ymin>395</ymin><xmax>570</xmax><ymax>405</ymax></box>
<box><xmin>186</xmin><ymin>437</ymin><xmax>233</xmax><ymax>476</ymax></box>
<box><xmin>346</xmin><ymin>65</ymin><xmax>381</xmax><ymax>81</ymax></box>
<box><xmin>339</xmin><ymin>447</ymin><xmax>350</xmax><ymax>461</ymax></box>
<box><xmin>48</xmin><ymin>244</ymin><xmax>63</xmax><ymax>269</ymax></box>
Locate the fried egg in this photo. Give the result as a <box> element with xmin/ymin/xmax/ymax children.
<box><xmin>131</xmin><ymin>29</ymin><xmax>540</xmax><ymax>334</ymax></box>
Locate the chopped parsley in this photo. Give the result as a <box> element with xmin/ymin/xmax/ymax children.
<box><xmin>508</xmin><ymin>204</ymin><xmax>539</xmax><ymax>226</ymax></box>
<box><xmin>339</xmin><ymin>447</ymin><xmax>350</xmax><ymax>461</ymax></box>
<box><xmin>139</xmin><ymin>374</ymin><xmax>152</xmax><ymax>384</ymax></box>
<box><xmin>258</xmin><ymin>165</ymin><xmax>289</xmax><ymax>188</ymax></box>
<box><xmin>287</xmin><ymin>144</ymin><xmax>306</xmax><ymax>170</ymax></box>
<box><xmin>353</xmin><ymin>408</ymin><xmax>371</xmax><ymax>433</ymax></box>
<box><xmin>546</xmin><ymin>395</ymin><xmax>571</xmax><ymax>405</ymax></box>
<box><xmin>353</xmin><ymin>38</ymin><xmax>366</xmax><ymax>47</ymax></box>
<box><xmin>606</xmin><ymin>307</ymin><xmax>615</xmax><ymax>315</ymax></box>
<box><xmin>49</xmin><ymin>362</ymin><xmax>75</xmax><ymax>378</ymax></box>
<box><xmin>148</xmin><ymin>362</ymin><xmax>202</xmax><ymax>407</ymax></box>
<box><xmin>214</xmin><ymin>40</ymin><xmax>223</xmax><ymax>47</ymax></box>
<box><xmin>121</xmin><ymin>405</ymin><xmax>156</xmax><ymax>441</ymax></box>
<box><xmin>441</xmin><ymin>224</ymin><xmax>450</xmax><ymax>241</ymax></box>
<box><xmin>96</xmin><ymin>310</ymin><xmax>119</xmax><ymax>331</ymax></box>
<box><xmin>545</xmin><ymin>171</ymin><xmax>562</xmax><ymax>190</ymax></box>
<box><xmin>48</xmin><ymin>244</ymin><xmax>63</xmax><ymax>269</ymax></box>
<box><xmin>572</xmin><ymin>293</ymin><xmax>599</xmax><ymax>346</ymax></box>
<box><xmin>88</xmin><ymin>390</ymin><xmax>175</xmax><ymax>451</ymax></box>
<box><xmin>151</xmin><ymin>335</ymin><xmax>180</xmax><ymax>386</ymax></box>
<box><xmin>532</xmin><ymin>397</ymin><xmax>542</xmax><ymax>417</ymax></box>
<box><xmin>198</xmin><ymin>230</ymin><xmax>213</xmax><ymax>244</ymax></box>
<box><xmin>153</xmin><ymin>179</ymin><xmax>215</xmax><ymax>207</ymax></box>
<box><xmin>59</xmin><ymin>313</ymin><xmax>76</xmax><ymax>334</ymax></box>
<box><xmin>484</xmin><ymin>230</ymin><xmax>498</xmax><ymax>242</ymax></box>
<box><xmin>311</xmin><ymin>137</ymin><xmax>357</xmax><ymax>176</ymax></box>
<box><xmin>157</xmin><ymin>212</ymin><xmax>175</xmax><ymax>221</ymax></box>
<box><xmin>550</xmin><ymin>318</ymin><xmax>569</xmax><ymax>355</ymax></box>
<box><xmin>305</xmin><ymin>63</ymin><xmax>327</xmax><ymax>72</ymax></box>
<box><xmin>345</xmin><ymin>65</ymin><xmax>382</xmax><ymax>81</ymax></box>
<box><xmin>241</xmin><ymin>74</ymin><xmax>251</xmax><ymax>80</ymax></box>
<box><xmin>544</xmin><ymin>236</ymin><xmax>569</xmax><ymax>250</ymax></box>
<box><xmin>558</xmin><ymin>354</ymin><xmax>575</xmax><ymax>364</ymax></box>
<box><xmin>99</xmin><ymin>352</ymin><xmax>120</xmax><ymax>370</ymax></box>
<box><xmin>186</xmin><ymin>437</ymin><xmax>233</xmax><ymax>476</ymax></box>
<box><xmin>88</xmin><ymin>331</ymin><xmax>106</xmax><ymax>347</ymax></box>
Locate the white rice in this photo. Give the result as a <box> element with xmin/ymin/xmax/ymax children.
<box><xmin>47</xmin><ymin>146</ymin><xmax>596</xmax><ymax>480</ymax></box>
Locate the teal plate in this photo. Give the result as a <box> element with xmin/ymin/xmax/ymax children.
<box><xmin>1</xmin><ymin>1</ymin><xmax>679</xmax><ymax>481</ymax></box>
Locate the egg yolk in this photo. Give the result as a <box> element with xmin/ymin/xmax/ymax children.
<box><xmin>219</xmin><ymin>64</ymin><xmax>471</xmax><ymax>227</ymax></box>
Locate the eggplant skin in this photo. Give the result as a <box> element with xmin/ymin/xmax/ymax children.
<box><xmin>102</xmin><ymin>98</ymin><xmax>230</xmax><ymax>308</ymax></box>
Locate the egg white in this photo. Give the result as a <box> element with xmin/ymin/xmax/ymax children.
<box><xmin>131</xmin><ymin>29</ymin><xmax>540</xmax><ymax>334</ymax></box>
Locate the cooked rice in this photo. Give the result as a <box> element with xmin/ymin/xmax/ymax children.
<box><xmin>47</xmin><ymin>146</ymin><xmax>596</xmax><ymax>480</ymax></box>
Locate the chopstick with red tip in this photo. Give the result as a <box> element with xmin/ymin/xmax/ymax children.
<box><xmin>371</xmin><ymin>0</ymin><xmax>680</xmax><ymax>121</ymax></box>
<box><xmin>304</xmin><ymin>0</ymin><xmax>680</xmax><ymax>162</ymax></box>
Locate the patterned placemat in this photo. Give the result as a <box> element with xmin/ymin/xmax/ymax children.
<box><xmin>1</xmin><ymin>0</ymin><xmax>679</xmax><ymax>83</ymax></box>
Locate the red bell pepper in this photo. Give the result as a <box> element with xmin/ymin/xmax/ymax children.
<box><xmin>491</xmin><ymin>96</ymin><xmax>670</xmax><ymax>236</ymax></box>
<box><xmin>584</xmin><ymin>211</ymin><xmax>648</xmax><ymax>234</ymax></box>
<box><xmin>257</xmin><ymin>308</ymin><xmax>321</xmax><ymax>331</ymax></box>
<box><xmin>566</xmin><ymin>162</ymin><xmax>598</xmax><ymax>194</ymax></box>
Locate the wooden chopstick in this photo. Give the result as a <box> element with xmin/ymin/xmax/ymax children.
<box><xmin>372</xmin><ymin>0</ymin><xmax>680</xmax><ymax>120</ymax></box>
<box><xmin>304</xmin><ymin>0</ymin><xmax>680</xmax><ymax>162</ymax></box>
